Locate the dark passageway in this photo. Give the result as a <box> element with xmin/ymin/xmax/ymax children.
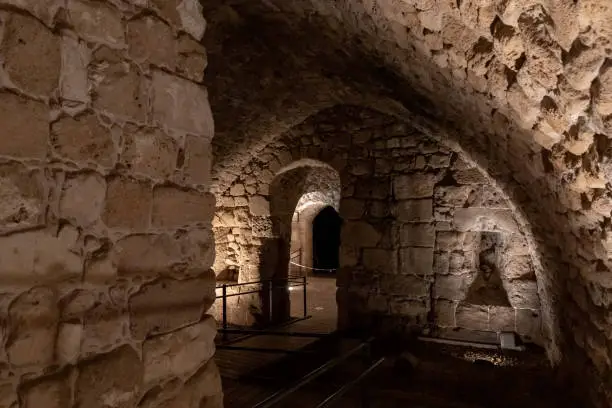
<box><xmin>312</xmin><ymin>206</ymin><xmax>342</xmax><ymax>272</ymax></box>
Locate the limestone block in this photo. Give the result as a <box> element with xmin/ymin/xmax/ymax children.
<box><xmin>151</xmin><ymin>70</ymin><xmax>213</xmax><ymax>137</ymax></box>
<box><xmin>354</xmin><ymin>177</ymin><xmax>390</xmax><ymax>199</ymax></box>
<box><xmin>177</xmin><ymin>0</ymin><xmax>207</xmax><ymax>40</ymax></box>
<box><xmin>67</xmin><ymin>0</ymin><xmax>125</xmax><ymax>47</ymax></box>
<box><xmin>177</xmin><ymin>34</ymin><xmax>207</xmax><ymax>83</ymax></box>
<box><xmin>452</xmin><ymin>167</ymin><xmax>487</xmax><ymax>185</ymax></box>
<box><xmin>152</xmin><ymin>186</ymin><xmax>214</xmax><ymax>227</ymax></box>
<box><xmin>393</xmin><ymin>199</ymin><xmax>433</xmax><ymax>222</ymax></box>
<box><xmin>19</xmin><ymin>371</ymin><xmax>71</xmax><ymax>408</ymax></box>
<box><xmin>0</xmin><ymin>230</ymin><xmax>82</xmax><ymax>286</ymax></box>
<box><xmin>363</xmin><ymin>249</ymin><xmax>397</xmax><ymax>274</ymax></box>
<box><xmin>127</xmin><ymin>16</ymin><xmax>175</xmax><ymax>69</ymax></box>
<box><xmin>102</xmin><ymin>177</ymin><xmax>152</xmax><ymax>229</ymax></box>
<box><xmin>506</xmin><ymin>83</ymin><xmax>539</xmax><ymax>128</ymax></box>
<box><xmin>2</xmin><ymin>12</ymin><xmax>61</xmax><ymax>96</ymax></box>
<box><xmin>80</xmin><ymin>299</ymin><xmax>127</xmax><ymax>357</ymax></box>
<box><xmin>393</xmin><ymin>173</ymin><xmax>437</xmax><ymax>199</ymax></box>
<box><xmin>515</xmin><ymin>309</ymin><xmax>542</xmax><ymax>342</ymax></box>
<box><xmin>449</xmin><ymin>252</ymin><xmax>476</xmax><ymax>275</ymax></box>
<box><xmin>491</xmin><ymin>19</ymin><xmax>524</xmax><ymax>68</ymax></box>
<box><xmin>129</xmin><ymin>276</ymin><xmax>214</xmax><ymax>340</ymax></box>
<box><xmin>505</xmin><ymin>280</ymin><xmax>540</xmax><ymax>309</ymax></box>
<box><xmin>0</xmin><ymin>0</ymin><xmax>63</xmax><ymax>27</ymax></box>
<box><xmin>0</xmin><ymin>92</ymin><xmax>48</xmax><ymax>158</ymax></box>
<box><xmin>434</xmin><ymin>185</ymin><xmax>471</xmax><ymax>207</ymax></box>
<box><xmin>453</xmin><ymin>208</ymin><xmax>519</xmax><ymax>233</ymax></box>
<box><xmin>59</xmin><ymin>172</ymin><xmax>106</xmax><ymax>227</ymax></box>
<box><xmin>180</xmin><ymin>228</ymin><xmax>215</xmax><ymax>270</ymax></box>
<box><xmin>341</xmin><ymin>221</ymin><xmax>381</xmax><ymax>248</ymax></box>
<box><xmin>595</xmin><ymin>63</ymin><xmax>612</xmax><ymax>117</ymax></box>
<box><xmin>183</xmin><ymin>135</ymin><xmax>212</xmax><ymax>186</ymax></box>
<box><xmin>0</xmin><ymin>162</ymin><xmax>45</xmax><ymax>230</ymax></box>
<box><xmin>249</xmin><ymin>195</ymin><xmax>270</xmax><ymax>217</ymax></box>
<box><xmin>142</xmin><ymin>317</ymin><xmax>216</xmax><ymax>387</ymax></box>
<box><xmin>455</xmin><ymin>303</ymin><xmax>489</xmax><ymax>330</ymax></box>
<box><xmin>75</xmin><ymin>346</ymin><xmax>143</xmax><ymax>408</ymax></box>
<box><xmin>399</xmin><ymin>223</ymin><xmax>435</xmax><ymax>247</ymax></box>
<box><xmin>60</xmin><ymin>34</ymin><xmax>91</xmax><ymax>111</ymax></box>
<box><xmin>435</xmin><ymin>231</ymin><xmax>479</xmax><ymax>251</ymax></box>
<box><xmin>369</xmin><ymin>201</ymin><xmax>389</xmax><ymax>218</ymax></box>
<box><xmin>434</xmin><ymin>274</ymin><xmax>471</xmax><ymax>300</ymax></box>
<box><xmin>399</xmin><ymin>247</ymin><xmax>434</xmax><ymax>276</ymax></box>
<box><xmin>7</xmin><ymin>287</ymin><xmax>58</xmax><ymax>368</ymax></box>
<box><xmin>564</xmin><ymin>43</ymin><xmax>605</xmax><ymax>91</ymax></box>
<box><xmin>51</xmin><ymin>114</ymin><xmax>115</xmax><ymax>167</ymax></box>
<box><xmin>0</xmin><ymin>383</ymin><xmax>17</xmax><ymax>408</ymax></box>
<box><xmin>433</xmin><ymin>300</ymin><xmax>455</xmax><ymax>327</ymax></box>
<box><xmin>501</xmin><ymin>255</ymin><xmax>534</xmax><ymax>280</ymax></box>
<box><xmin>56</xmin><ymin>323</ymin><xmax>82</xmax><ymax>365</ymax></box>
<box><xmin>380</xmin><ymin>274</ymin><xmax>429</xmax><ymax>298</ymax></box>
<box><xmin>339</xmin><ymin>246</ymin><xmax>359</xmax><ymax>267</ymax></box>
<box><xmin>122</xmin><ymin>125</ymin><xmax>178</xmax><ymax>179</ymax></box>
<box><xmin>114</xmin><ymin>233</ymin><xmax>183</xmax><ymax>277</ymax></box>
<box><xmin>489</xmin><ymin>306</ymin><xmax>515</xmax><ymax>332</ymax></box>
<box><xmin>91</xmin><ymin>48</ymin><xmax>146</xmax><ymax>122</ymax></box>
<box><xmin>465</xmin><ymin>185</ymin><xmax>509</xmax><ymax>208</ymax></box>
<box><xmin>339</xmin><ymin>198</ymin><xmax>365</xmax><ymax>219</ymax></box>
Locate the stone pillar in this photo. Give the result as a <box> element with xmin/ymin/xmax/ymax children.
<box><xmin>0</xmin><ymin>1</ymin><xmax>221</xmax><ymax>407</ymax></box>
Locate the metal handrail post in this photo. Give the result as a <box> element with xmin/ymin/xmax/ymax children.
<box><xmin>222</xmin><ymin>284</ymin><xmax>228</xmax><ymax>341</ymax></box>
<box><xmin>268</xmin><ymin>280</ymin><xmax>274</xmax><ymax>323</ymax></box>
<box><xmin>302</xmin><ymin>275</ymin><xmax>308</xmax><ymax>317</ymax></box>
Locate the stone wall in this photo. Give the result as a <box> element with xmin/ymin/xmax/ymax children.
<box><xmin>0</xmin><ymin>1</ymin><xmax>222</xmax><ymax>407</ymax></box>
<box><xmin>212</xmin><ymin>105</ymin><xmax>543</xmax><ymax>345</ymax></box>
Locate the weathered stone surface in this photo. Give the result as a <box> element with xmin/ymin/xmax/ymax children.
<box><xmin>516</xmin><ymin>309</ymin><xmax>542</xmax><ymax>342</ymax></box>
<box><xmin>380</xmin><ymin>274</ymin><xmax>428</xmax><ymax>297</ymax></box>
<box><xmin>121</xmin><ymin>126</ymin><xmax>178</xmax><ymax>179</ymax></box>
<box><xmin>177</xmin><ymin>0</ymin><xmax>207</xmax><ymax>40</ymax></box>
<box><xmin>127</xmin><ymin>16</ymin><xmax>175</xmax><ymax>68</ymax></box>
<box><xmin>103</xmin><ymin>177</ymin><xmax>152</xmax><ymax>229</ymax></box>
<box><xmin>183</xmin><ymin>135</ymin><xmax>212</xmax><ymax>186</ymax></box>
<box><xmin>399</xmin><ymin>223</ymin><xmax>435</xmax><ymax>247</ymax></box>
<box><xmin>151</xmin><ymin>187</ymin><xmax>215</xmax><ymax>227</ymax></box>
<box><xmin>59</xmin><ymin>172</ymin><xmax>106</xmax><ymax>226</ymax></box>
<box><xmin>399</xmin><ymin>247</ymin><xmax>434</xmax><ymax>276</ymax></box>
<box><xmin>80</xmin><ymin>297</ymin><xmax>127</xmax><ymax>357</ymax></box>
<box><xmin>249</xmin><ymin>195</ymin><xmax>270</xmax><ymax>217</ymax></box>
<box><xmin>114</xmin><ymin>233</ymin><xmax>182</xmax><ymax>277</ymax></box>
<box><xmin>363</xmin><ymin>249</ymin><xmax>397</xmax><ymax>273</ymax></box>
<box><xmin>142</xmin><ymin>318</ymin><xmax>216</xmax><ymax>386</ymax></box>
<box><xmin>67</xmin><ymin>0</ymin><xmax>125</xmax><ymax>46</ymax></box>
<box><xmin>394</xmin><ymin>173</ymin><xmax>437</xmax><ymax>199</ymax></box>
<box><xmin>19</xmin><ymin>371</ymin><xmax>70</xmax><ymax>408</ymax></box>
<box><xmin>489</xmin><ymin>306</ymin><xmax>515</xmax><ymax>332</ymax></box>
<box><xmin>129</xmin><ymin>276</ymin><xmax>215</xmax><ymax>340</ymax></box>
<box><xmin>2</xmin><ymin>12</ymin><xmax>60</xmax><ymax>95</ymax></box>
<box><xmin>393</xmin><ymin>199</ymin><xmax>433</xmax><ymax>222</ymax></box>
<box><xmin>60</xmin><ymin>34</ymin><xmax>91</xmax><ymax>110</ymax></box>
<box><xmin>506</xmin><ymin>280</ymin><xmax>541</xmax><ymax>309</ymax></box>
<box><xmin>455</xmin><ymin>303</ymin><xmax>489</xmax><ymax>331</ymax></box>
<box><xmin>151</xmin><ymin>70</ymin><xmax>214</xmax><ymax>137</ymax></box>
<box><xmin>0</xmin><ymin>92</ymin><xmax>48</xmax><ymax>158</ymax></box>
<box><xmin>434</xmin><ymin>274</ymin><xmax>471</xmax><ymax>300</ymax></box>
<box><xmin>0</xmin><ymin>383</ymin><xmax>17</xmax><ymax>408</ymax></box>
<box><xmin>433</xmin><ymin>300</ymin><xmax>456</xmax><ymax>327</ymax></box>
<box><xmin>7</xmin><ymin>288</ymin><xmax>58</xmax><ymax>368</ymax></box>
<box><xmin>453</xmin><ymin>208</ymin><xmax>519</xmax><ymax>233</ymax></box>
<box><xmin>341</xmin><ymin>221</ymin><xmax>381</xmax><ymax>247</ymax></box>
<box><xmin>51</xmin><ymin>114</ymin><xmax>115</xmax><ymax>167</ymax></box>
<box><xmin>75</xmin><ymin>346</ymin><xmax>142</xmax><ymax>408</ymax></box>
<box><xmin>177</xmin><ymin>34</ymin><xmax>207</xmax><ymax>82</ymax></box>
<box><xmin>0</xmin><ymin>162</ymin><xmax>45</xmax><ymax>229</ymax></box>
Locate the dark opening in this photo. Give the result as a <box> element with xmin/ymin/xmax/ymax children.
<box><xmin>312</xmin><ymin>206</ymin><xmax>342</xmax><ymax>272</ymax></box>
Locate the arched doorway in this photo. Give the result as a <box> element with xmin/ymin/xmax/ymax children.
<box><xmin>312</xmin><ymin>206</ymin><xmax>342</xmax><ymax>272</ymax></box>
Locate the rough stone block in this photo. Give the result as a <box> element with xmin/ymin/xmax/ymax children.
<box><xmin>388</xmin><ymin>298</ymin><xmax>428</xmax><ymax>321</ymax></box>
<box><xmin>2</xmin><ymin>12</ymin><xmax>61</xmax><ymax>95</ymax></box>
<box><xmin>152</xmin><ymin>186</ymin><xmax>215</xmax><ymax>227</ymax></box>
<box><xmin>435</xmin><ymin>231</ymin><xmax>480</xmax><ymax>251</ymax></box>
<box><xmin>434</xmin><ymin>185</ymin><xmax>472</xmax><ymax>207</ymax></box>
<box><xmin>363</xmin><ymin>249</ymin><xmax>397</xmax><ymax>273</ymax></box>
<box><xmin>339</xmin><ymin>198</ymin><xmax>365</xmax><ymax>219</ymax></box>
<box><xmin>393</xmin><ymin>199</ymin><xmax>433</xmax><ymax>222</ymax></box>
<box><xmin>380</xmin><ymin>274</ymin><xmax>429</xmax><ymax>297</ymax></box>
<box><xmin>122</xmin><ymin>125</ymin><xmax>178</xmax><ymax>179</ymax></box>
<box><xmin>515</xmin><ymin>308</ymin><xmax>542</xmax><ymax>343</ymax></box>
<box><xmin>103</xmin><ymin>177</ymin><xmax>152</xmax><ymax>229</ymax></box>
<box><xmin>249</xmin><ymin>195</ymin><xmax>270</xmax><ymax>217</ymax></box>
<box><xmin>434</xmin><ymin>274</ymin><xmax>471</xmax><ymax>300</ymax></box>
<box><xmin>0</xmin><ymin>383</ymin><xmax>17</xmax><ymax>408</ymax></box>
<box><xmin>143</xmin><ymin>317</ymin><xmax>216</xmax><ymax>387</ymax></box>
<box><xmin>0</xmin><ymin>0</ymin><xmax>63</xmax><ymax>27</ymax></box>
<box><xmin>501</xmin><ymin>255</ymin><xmax>535</xmax><ymax>280</ymax></box>
<box><xmin>91</xmin><ymin>48</ymin><xmax>147</xmax><ymax>122</ymax></box>
<box><xmin>80</xmin><ymin>299</ymin><xmax>127</xmax><ymax>357</ymax></box>
<box><xmin>60</xmin><ymin>35</ymin><xmax>90</xmax><ymax>110</ymax></box>
<box><xmin>0</xmin><ymin>92</ymin><xmax>48</xmax><ymax>158</ymax></box>
<box><xmin>56</xmin><ymin>323</ymin><xmax>82</xmax><ymax>365</ymax></box>
<box><xmin>399</xmin><ymin>223</ymin><xmax>435</xmax><ymax>247</ymax></box>
<box><xmin>59</xmin><ymin>172</ymin><xmax>106</xmax><ymax>227</ymax></box>
<box><xmin>129</xmin><ymin>275</ymin><xmax>215</xmax><ymax>340</ymax></box>
<box><xmin>453</xmin><ymin>167</ymin><xmax>488</xmax><ymax>184</ymax></box>
<box><xmin>67</xmin><ymin>0</ymin><xmax>125</xmax><ymax>46</ymax></box>
<box><xmin>0</xmin><ymin>230</ymin><xmax>82</xmax><ymax>286</ymax></box>
<box><xmin>453</xmin><ymin>208</ymin><xmax>519</xmax><ymax>233</ymax></box>
<box><xmin>75</xmin><ymin>346</ymin><xmax>142</xmax><ymax>408</ymax></box>
<box><xmin>341</xmin><ymin>221</ymin><xmax>381</xmax><ymax>248</ymax></box>
<box><xmin>183</xmin><ymin>135</ymin><xmax>212</xmax><ymax>186</ymax></box>
<box><xmin>127</xmin><ymin>15</ymin><xmax>175</xmax><ymax>68</ymax></box>
<box><xmin>0</xmin><ymin>162</ymin><xmax>45</xmax><ymax>230</ymax></box>
<box><xmin>433</xmin><ymin>300</ymin><xmax>456</xmax><ymax>327</ymax></box>
<box><xmin>466</xmin><ymin>185</ymin><xmax>509</xmax><ymax>208</ymax></box>
<box><xmin>151</xmin><ymin>70</ymin><xmax>213</xmax><ymax>137</ymax></box>
<box><xmin>19</xmin><ymin>371</ymin><xmax>71</xmax><ymax>408</ymax></box>
<box><xmin>455</xmin><ymin>303</ymin><xmax>489</xmax><ymax>331</ymax></box>
<box><xmin>114</xmin><ymin>233</ymin><xmax>183</xmax><ymax>277</ymax></box>
<box><xmin>399</xmin><ymin>247</ymin><xmax>434</xmax><ymax>275</ymax></box>
<box><xmin>177</xmin><ymin>34</ymin><xmax>207</xmax><ymax>82</ymax></box>
<box><xmin>177</xmin><ymin>0</ymin><xmax>207</xmax><ymax>40</ymax></box>
<box><xmin>505</xmin><ymin>280</ymin><xmax>541</xmax><ymax>309</ymax></box>
<box><xmin>51</xmin><ymin>114</ymin><xmax>115</xmax><ymax>167</ymax></box>
<box><xmin>393</xmin><ymin>173</ymin><xmax>437</xmax><ymax>199</ymax></box>
<box><xmin>7</xmin><ymin>287</ymin><xmax>58</xmax><ymax>368</ymax></box>
<box><xmin>489</xmin><ymin>306</ymin><xmax>515</xmax><ymax>332</ymax></box>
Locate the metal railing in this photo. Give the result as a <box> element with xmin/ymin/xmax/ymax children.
<box><xmin>216</xmin><ymin>276</ymin><xmax>308</xmax><ymax>340</ymax></box>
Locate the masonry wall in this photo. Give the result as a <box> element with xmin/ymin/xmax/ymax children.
<box><xmin>0</xmin><ymin>1</ymin><xmax>221</xmax><ymax>407</ymax></box>
<box><xmin>212</xmin><ymin>105</ymin><xmax>542</xmax><ymax>345</ymax></box>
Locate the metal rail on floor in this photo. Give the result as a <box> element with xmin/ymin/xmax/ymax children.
<box><xmin>252</xmin><ymin>339</ymin><xmax>374</xmax><ymax>408</ymax></box>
